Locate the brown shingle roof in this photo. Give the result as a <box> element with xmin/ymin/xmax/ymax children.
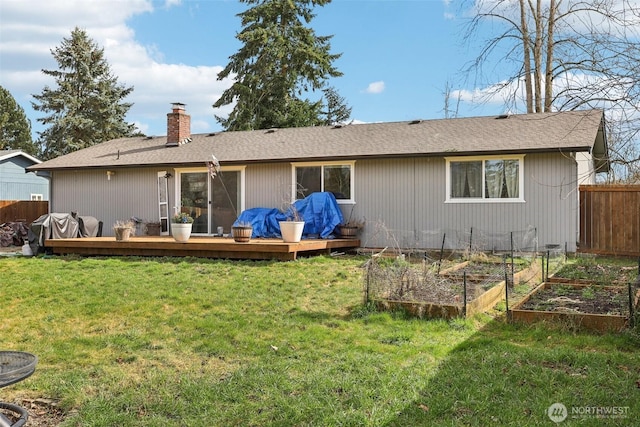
<box><xmin>28</xmin><ymin>109</ymin><xmax>607</xmax><ymax>171</ymax></box>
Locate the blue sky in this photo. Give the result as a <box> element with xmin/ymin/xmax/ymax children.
<box><xmin>0</xmin><ymin>0</ymin><xmax>509</xmax><ymax>140</ymax></box>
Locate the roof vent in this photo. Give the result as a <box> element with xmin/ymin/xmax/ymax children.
<box><xmin>496</xmin><ymin>114</ymin><xmax>510</xmax><ymax>119</ymax></box>
<box><xmin>207</xmin><ymin>133</ymin><xmax>217</xmax><ymax>137</ymax></box>
<box><xmin>145</xmin><ymin>136</ymin><xmax>154</xmax><ymax>140</ymax></box>
<box><xmin>265</xmin><ymin>129</ymin><xmax>276</xmax><ymax>134</ymax></box>
<box><xmin>409</xmin><ymin>120</ymin><xmax>421</xmax><ymax>125</ymax></box>
<box><xmin>332</xmin><ymin>124</ymin><xmax>343</xmax><ymax>129</ymax></box>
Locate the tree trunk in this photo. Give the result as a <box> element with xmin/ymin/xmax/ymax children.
<box><xmin>520</xmin><ymin>0</ymin><xmax>534</xmax><ymax>113</ymax></box>
<box><xmin>544</xmin><ymin>0</ymin><xmax>557</xmax><ymax>112</ymax></box>
<box><xmin>532</xmin><ymin>0</ymin><xmax>543</xmax><ymax>112</ymax></box>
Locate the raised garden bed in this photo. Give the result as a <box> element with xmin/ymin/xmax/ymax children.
<box><xmin>549</xmin><ymin>258</ymin><xmax>638</xmax><ymax>285</ymax></box>
<box><xmin>373</xmin><ymin>259</ymin><xmax>540</xmax><ymax>320</ymax></box>
<box><xmin>439</xmin><ymin>260</ymin><xmax>535</xmax><ymax>285</ymax></box>
<box><xmin>511</xmin><ymin>282</ymin><xmax>640</xmax><ymax>332</ymax></box>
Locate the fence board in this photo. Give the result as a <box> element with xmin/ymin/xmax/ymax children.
<box><xmin>579</xmin><ymin>185</ymin><xmax>640</xmax><ymax>256</ymax></box>
<box><xmin>0</xmin><ymin>200</ymin><xmax>48</xmax><ymax>224</ymax></box>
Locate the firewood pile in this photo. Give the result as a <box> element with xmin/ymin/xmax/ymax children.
<box><xmin>0</xmin><ymin>222</ymin><xmax>29</xmax><ymax>247</ymax></box>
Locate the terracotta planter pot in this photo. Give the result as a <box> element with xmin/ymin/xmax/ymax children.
<box><xmin>171</xmin><ymin>223</ymin><xmax>192</xmax><ymax>243</ymax></box>
<box><xmin>232</xmin><ymin>226</ymin><xmax>252</xmax><ymax>243</ymax></box>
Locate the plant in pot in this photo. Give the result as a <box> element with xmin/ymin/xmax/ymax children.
<box><xmin>145</xmin><ymin>221</ymin><xmax>162</xmax><ymax>236</ymax></box>
<box><xmin>113</xmin><ymin>220</ymin><xmax>135</xmax><ymax>242</ymax></box>
<box><xmin>231</xmin><ymin>221</ymin><xmax>253</xmax><ymax>243</ymax></box>
<box><xmin>279</xmin><ymin>204</ymin><xmax>305</xmax><ymax>243</ymax></box>
<box><xmin>171</xmin><ymin>212</ymin><xmax>193</xmax><ymax>243</ymax></box>
<box><xmin>338</xmin><ymin>207</ymin><xmax>364</xmax><ymax>238</ymax></box>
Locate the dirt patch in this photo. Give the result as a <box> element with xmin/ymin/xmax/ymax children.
<box><xmin>518</xmin><ymin>285</ymin><xmax>631</xmax><ymax>315</ymax></box>
<box><xmin>0</xmin><ymin>398</ymin><xmax>67</xmax><ymax>427</ymax></box>
<box><xmin>0</xmin><ymin>245</ymin><xmax>21</xmax><ymax>254</ymax></box>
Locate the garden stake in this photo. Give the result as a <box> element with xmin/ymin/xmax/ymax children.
<box><xmin>546</xmin><ymin>250</ymin><xmax>550</xmax><ymax>282</ymax></box>
<box><xmin>510</xmin><ymin>232</ymin><xmax>514</xmax><ymax>285</ymax></box>
<box><xmin>463</xmin><ymin>271</ymin><xmax>467</xmax><ymax>318</ymax></box>
<box><xmin>505</xmin><ymin>268</ymin><xmax>510</xmax><ymax>322</ymax></box>
<box><xmin>469</xmin><ymin>227</ymin><xmax>473</xmax><ymax>253</ymax></box>
<box><xmin>541</xmin><ymin>253</ymin><xmax>545</xmax><ymax>283</ymax></box>
<box><xmin>438</xmin><ymin>233</ymin><xmax>446</xmax><ymax>274</ymax></box>
<box><xmin>502</xmin><ymin>254</ymin><xmax>509</xmax><ymax>288</ymax></box>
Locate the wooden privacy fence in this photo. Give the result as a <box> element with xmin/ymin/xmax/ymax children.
<box><xmin>579</xmin><ymin>185</ymin><xmax>640</xmax><ymax>256</ymax></box>
<box><xmin>0</xmin><ymin>200</ymin><xmax>48</xmax><ymax>224</ymax></box>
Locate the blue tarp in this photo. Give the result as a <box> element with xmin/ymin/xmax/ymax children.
<box><xmin>233</xmin><ymin>192</ymin><xmax>344</xmax><ymax>239</ymax></box>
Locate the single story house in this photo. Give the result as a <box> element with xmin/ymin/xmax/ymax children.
<box><xmin>1</xmin><ymin>149</ymin><xmax>49</xmax><ymax>201</ymax></box>
<box><xmin>28</xmin><ymin>104</ymin><xmax>609</xmax><ymax>252</ymax></box>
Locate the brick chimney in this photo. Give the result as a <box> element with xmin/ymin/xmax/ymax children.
<box><xmin>166</xmin><ymin>102</ymin><xmax>191</xmax><ymax>147</ymax></box>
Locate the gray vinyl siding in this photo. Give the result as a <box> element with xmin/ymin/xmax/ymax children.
<box><xmin>0</xmin><ymin>157</ymin><xmax>49</xmax><ymax>200</ymax></box>
<box><xmin>51</xmin><ymin>168</ymin><xmax>170</xmax><ymax>236</ymax></box>
<box><xmin>353</xmin><ymin>153</ymin><xmax>578</xmax><ymax>252</ymax></box>
<box><xmin>245</xmin><ymin>163</ymin><xmax>290</xmax><ymax>209</ymax></box>
<box><xmin>47</xmin><ymin>153</ymin><xmax>580</xmax><ymax>249</ymax></box>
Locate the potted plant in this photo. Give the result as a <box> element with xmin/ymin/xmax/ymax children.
<box><xmin>231</xmin><ymin>221</ymin><xmax>253</xmax><ymax>243</ymax></box>
<box><xmin>171</xmin><ymin>212</ymin><xmax>193</xmax><ymax>243</ymax></box>
<box><xmin>145</xmin><ymin>221</ymin><xmax>162</xmax><ymax>236</ymax></box>
<box><xmin>279</xmin><ymin>204</ymin><xmax>305</xmax><ymax>243</ymax></box>
<box><xmin>338</xmin><ymin>207</ymin><xmax>364</xmax><ymax>238</ymax></box>
<box><xmin>113</xmin><ymin>220</ymin><xmax>135</xmax><ymax>242</ymax></box>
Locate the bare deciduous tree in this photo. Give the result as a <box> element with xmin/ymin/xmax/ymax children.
<box><xmin>459</xmin><ymin>0</ymin><xmax>640</xmax><ymax>181</ymax></box>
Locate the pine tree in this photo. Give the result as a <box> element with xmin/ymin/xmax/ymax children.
<box><xmin>0</xmin><ymin>86</ymin><xmax>37</xmax><ymax>155</ymax></box>
<box><xmin>32</xmin><ymin>27</ymin><xmax>135</xmax><ymax>160</ymax></box>
<box><xmin>321</xmin><ymin>86</ymin><xmax>351</xmax><ymax>125</ymax></box>
<box><xmin>213</xmin><ymin>0</ymin><xmax>347</xmax><ymax>131</ymax></box>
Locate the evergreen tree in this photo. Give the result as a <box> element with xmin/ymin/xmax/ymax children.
<box><xmin>213</xmin><ymin>0</ymin><xmax>347</xmax><ymax>131</ymax></box>
<box><xmin>321</xmin><ymin>86</ymin><xmax>351</xmax><ymax>125</ymax></box>
<box><xmin>32</xmin><ymin>27</ymin><xmax>135</xmax><ymax>160</ymax></box>
<box><xmin>0</xmin><ymin>86</ymin><xmax>37</xmax><ymax>155</ymax></box>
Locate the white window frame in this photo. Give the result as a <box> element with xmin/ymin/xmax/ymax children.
<box><xmin>445</xmin><ymin>155</ymin><xmax>525</xmax><ymax>203</ymax></box>
<box><xmin>291</xmin><ymin>161</ymin><xmax>355</xmax><ymax>204</ymax></box>
<box><xmin>30</xmin><ymin>194</ymin><xmax>43</xmax><ymax>201</ymax></box>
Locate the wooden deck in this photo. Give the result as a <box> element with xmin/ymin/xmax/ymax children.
<box><xmin>44</xmin><ymin>236</ymin><xmax>361</xmax><ymax>261</ymax></box>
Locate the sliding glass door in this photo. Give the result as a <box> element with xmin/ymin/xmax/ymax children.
<box><xmin>177</xmin><ymin>168</ymin><xmax>243</xmax><ymax>235</ymax></box>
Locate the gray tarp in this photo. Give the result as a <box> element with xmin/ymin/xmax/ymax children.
<box><xmin>77</xmin><ymin>216</ymin><xmax>100</xmax><ymax>237</ymax></box>
<box><xmin>29</xmin><ymin>213</ymin><xmax>101</xmax><ymax>255</ymax></box>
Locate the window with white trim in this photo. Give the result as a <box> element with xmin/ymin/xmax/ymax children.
<box><xmin>293</xmin><ymin>161</ymin><xmax>354</xmax><ymax>203</ymax></box>
<box><xmin>30</xmin><ymin>194</ymin><xmax>43</xmax><ymax>201</ymax></box>
<box><xmin>446</xmin><ymin>155</ymin><xmax>524</xmax><ymax>202</ymax></box>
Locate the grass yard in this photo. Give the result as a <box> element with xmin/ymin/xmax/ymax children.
<box><xmin>0</xmin><ymin>254</ymin><xmax>639</xmax><ymax>426</ymax></box>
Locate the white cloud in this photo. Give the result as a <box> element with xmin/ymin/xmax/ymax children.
<box><xmin>364</xmin><ymin>81</ymin><xmax>385</xmax><ymax>94</ymax></box>
<box><xmin>0</xmin><ymin>0</ymin><xmax>233</xmax><ymax>136</ymax></box>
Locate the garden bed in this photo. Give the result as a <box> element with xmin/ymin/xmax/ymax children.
<box><xmin>549</xmin><ymin>257</ymin><xmax>638</xmax><ymax>285</ymax></box>
<box><xmin>511</xmin><ymin>282</ymin><xmax>640</xmax><ymax>332</ymax></box>
<box><xmin>439</xmin><ymin>259</ymin><xmax>535</xmax><ymax>285</ymax></box>
<box><xmin>372</xmin><ymin>259</ymin><xmax>541</xmax><ymax>319</ymax></box>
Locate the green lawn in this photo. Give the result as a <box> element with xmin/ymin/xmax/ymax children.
<box><xmin>1</xmin><ymin>254</ymin><xmax>638</xmax><ymax>426</ymax></box>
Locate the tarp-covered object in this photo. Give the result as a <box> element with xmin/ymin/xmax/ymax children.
<box><xmin>28</xmin><ymin>213</ymin><xmax>101</xmax><ymax>255</ymax></box>
<box><xmin>234</xmin><ymin>192</ymin><xmax>344</xmax><ymax>239</ymax></box>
